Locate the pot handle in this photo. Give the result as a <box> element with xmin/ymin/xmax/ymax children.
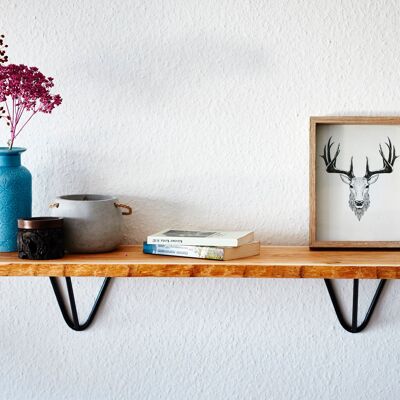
<box><xmin>114</xmin><ymin>203</ymin><xmax>132</xmax><ymax>216</ymax></box>
<box><xmin>49</xmin><ymin>203</ymin><xmax>59</xmax><ymax>208</ymax></box>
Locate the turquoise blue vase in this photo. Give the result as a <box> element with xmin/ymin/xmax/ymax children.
<box><xmin>0</xmin><ymin>148</ymin><xmax>32</xmax><ymax>252</ymax></box>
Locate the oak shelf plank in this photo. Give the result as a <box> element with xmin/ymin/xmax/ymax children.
<box><xmin>0</xmin><ymin>245</ymin><xmax>399</xmax><ymax>279</ymax></box>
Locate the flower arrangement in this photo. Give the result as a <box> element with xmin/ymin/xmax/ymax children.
<box><xmin>0</xmin><ymin>35</ymin><xmax>62</xmax><ymax>149</ymax></box>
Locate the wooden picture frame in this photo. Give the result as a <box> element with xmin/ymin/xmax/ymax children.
<box><xmin>310</xmin><ymin>116</ymin><xmax>400</xmax><ymax>248</ymax></box>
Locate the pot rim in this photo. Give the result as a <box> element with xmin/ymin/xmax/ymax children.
<box><xmin>18</xmin><ymin>217</ymin><xmax>63</xmax><ymax>229</ymax></box>
<box><xmin>56</xmin><ymin>194</ymin><xmax>118</xmax><ymax>202</ymax></box>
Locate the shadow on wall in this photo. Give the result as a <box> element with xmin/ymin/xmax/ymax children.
<box><xmin>35</xmin><ymin>145</ymin><xmax>308</xmax><ymax>246</ymax></box>
<box><xmin>32</xmin><ymin>147</ymin><xmax>109</xmax><ymax>213</ymax></box>
<box><xmin>69</xmin><ymin>34</ymin><xmax>270</xmax><ymax>102</ymax></box>
<box><xmin>115</xmin><ymin>194</ymin><xmax>307</xmax><ymax>246</ymax></box>
<box><xmin>116</xmin><ymin>195</ymin><xmax>198</xmax><ymax>244</ymax></box>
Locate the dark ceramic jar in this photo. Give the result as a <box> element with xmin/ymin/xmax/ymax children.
<box><xmin>17</xmin><ymin>217</ymin><xmax>64</xmax><ymax>260</ymax></box>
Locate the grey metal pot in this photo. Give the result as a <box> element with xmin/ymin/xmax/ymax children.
<box><xmin>49</xmin><ymin>194</ymin><xmax>132</xmax><ymax>253</ymax></box>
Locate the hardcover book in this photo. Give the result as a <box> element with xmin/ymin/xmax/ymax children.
<box><xmin>143</xmin><ymin>241</ymin><xmax>260</xmax><ymax>261</ymax></box>
<box><xmin>147</xmin><ymin>229</ymin><xmax>254</xmax><ymax>247</ymax></box>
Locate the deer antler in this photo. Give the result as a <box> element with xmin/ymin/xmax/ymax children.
<box><xmin>320</xmin><ymin>136</ymin><xmax>354</xmax><ymax>179</ymax></box>
<box><xmin>365</xmin><ymin>137</ymin><xmax>399</xmax><ymax>179</ymax></box>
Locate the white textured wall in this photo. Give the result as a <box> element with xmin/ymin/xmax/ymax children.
<box><xmin>2</xmin><ymin>1</ymin><xmax>400</xmax><ymax>399</ymax></box>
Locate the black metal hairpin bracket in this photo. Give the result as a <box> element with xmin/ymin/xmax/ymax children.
<box><xmin>324</xmin><ymin>279</ymin><xmax>387</xmax><ymax>333</ymax></box>
<box><xmin>49</xmin><ymin>277</ymin><xmax>112</xmax><ymax>331</ymax></box>
<box><xmin>48</xmin><ymin>276</ymin><xmax>386</xmax><ymax>332</ymax></box>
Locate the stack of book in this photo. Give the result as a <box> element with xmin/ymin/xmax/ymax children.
<box><xmin>143</xmin><ymin>229</ymin><xmax>260</xmax><ymax>261</ymax></box>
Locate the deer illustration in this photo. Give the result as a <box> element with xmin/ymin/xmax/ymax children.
<box><xmin>321</xmin><ymin>137</ymin><xmax>398</xmax><ymax>220</ymax></box>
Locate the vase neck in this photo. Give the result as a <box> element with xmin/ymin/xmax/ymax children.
<box><xmin>0</xmin><ymin>153</ymin><xmax>21</xmax><ymax>167</ymax></box>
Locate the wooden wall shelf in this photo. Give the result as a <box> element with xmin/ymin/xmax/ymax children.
<box><xmin>1</xmin><ymin>245</ymin><xmax>395</xmax><ymax>333</ymax></box>
<box><xmin>1</xmin><ymin>245</ymin><xmax>400</xmax><ymax>279</ymax></box>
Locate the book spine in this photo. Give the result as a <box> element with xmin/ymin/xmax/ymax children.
<box><xmin>143</xmin><ymin>243</ymin><xmax>225</xmax><ymax>260</ymax></box>
<box><xmin>146</xmin><ymin>237</ymin><xmax>238</xmax><ymax>247</ymax></box>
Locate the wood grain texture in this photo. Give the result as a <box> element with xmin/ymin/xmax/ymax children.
<box><xmin>1</xmin><ymin>245</ymin><xmax>400</xmax><ymax>279</ymax></box>
<box><xmin>309</xmin><ymin>116</ymin><xmax>400</xmax><ymax>248</ymax></box>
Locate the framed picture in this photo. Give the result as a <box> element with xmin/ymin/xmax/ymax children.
<box><xmin>310</xmin><ymin>116</ymin><xmax>400</xmax><ymax>248</ymax></box>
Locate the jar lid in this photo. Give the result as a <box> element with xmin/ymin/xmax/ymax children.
<box><xmin>18</xmin><ymin>217</ymin><xmax>64</xmax><ymax>230</ymax></box>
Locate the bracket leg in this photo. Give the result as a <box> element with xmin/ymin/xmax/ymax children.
<box><xmin>324</xmin><ymin>279</ymin><xmax>387</xmax><ymax>333</ymax></box>
<box><xmin>49</xmin><ymin>277</ymin><xmax>112</xmax><ymax>331</ymax></box>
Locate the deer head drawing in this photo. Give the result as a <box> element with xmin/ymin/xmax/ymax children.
<box><xmin>321</xmin><ymin>137</ymin><xmax>398</xmax><ymax>220</ymax></box>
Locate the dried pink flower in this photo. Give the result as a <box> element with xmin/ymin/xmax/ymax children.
<box><xmin>0</xmin><ymin>63</ymin><xmax>62</xmax><ymax>149</ymax></box>
<box><xmin>0</xmin><ymin>34</ymin><xmax>8</xmax><ymax>65</ymax></box>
